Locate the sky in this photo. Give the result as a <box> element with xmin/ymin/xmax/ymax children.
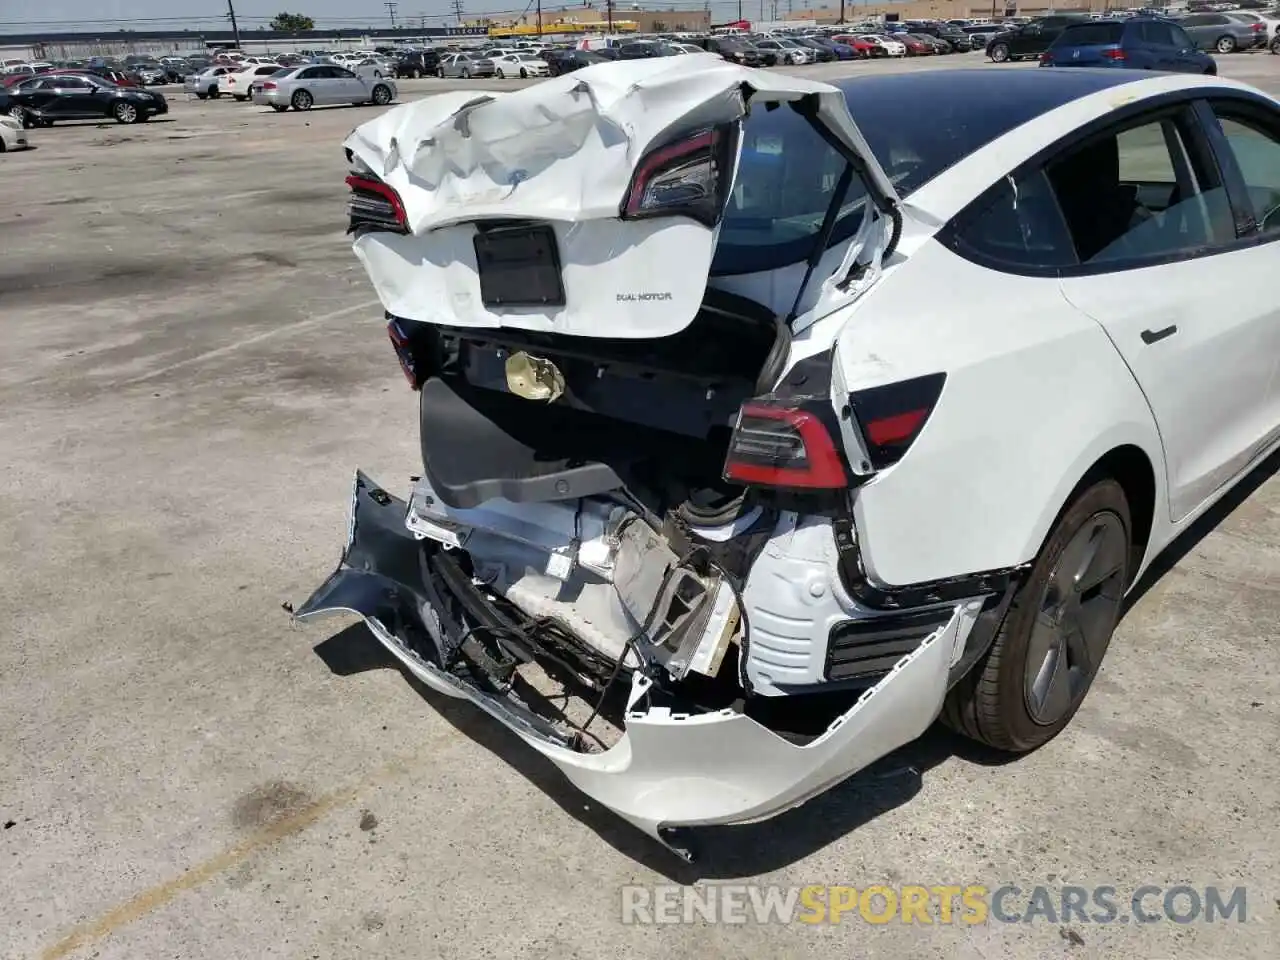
<box><xmin>0</xmin><ymin>0</ymin><xmax>863</xmax><ymax>33</ymax></box>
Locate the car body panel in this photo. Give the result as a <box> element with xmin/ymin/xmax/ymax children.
<box><xmin>1043</xmin><ymin>19</ymin><xmax>1215</xmax><ymax>73</ymax></box>
<box><xmin>343</xmin><ymin>58</ymin><xmax>901</xmax><ymax>340</ymax></box>
<box><xmin>251</xmin><ymin>66</ymin><xmax>396</xmax><ymax>107</ymax></box>
<box><xmin>1178</xmin><ymin>12</ymin><xmax>1268</xmax><ymax>50</ymax></box>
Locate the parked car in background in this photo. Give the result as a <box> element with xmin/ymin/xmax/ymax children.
<box><xmin>225</xmin><ymin>63</ymin><xmax>284</xmax><ymax>100</ymax></box>
<box><xmin>617</xmin><ymin>40</ymin><xmax>681</xmax><ymax>60</ymax></box>
<box><xmin>964</xmin><ymin>24</ymin><xmax>1004</xmax><ymax>47</ymax></box>
<box><xmin>1224</xmin><ymin>10</ymin><xmax>1279</xmax><ymax>44</ymax></box>
<box><xmin>250</xmin><ymin>64</ymin><xmax>395</xmax><ymax>111</ymax></box>
<box><xmin>7</xmin><ymin>72</ymin><xmax>167</xmax><ymax>125</ymax></box>
<box><xmin>83</xmin><ymin>66</ymin><xmax>140</xmax><ymax>87</ymax></box>
<box><xmin>185</xmin><ymin>65</ymin><xmax>236</xmax><ymax>99</ymax></box>
<box><xmin>987</xmin><ymin>15</ymin><xmax>1089</xmax><ymax>62</ymax></box>
<box><xmin>439</xmin><ymin>52</ymin><xmax>497</xmax><ymax>79</ymax></box>
<box><xmin>394</xmin><ymin>49</ymin><xmax>442</xmax><ymax>78</ymax></box>
<box><xmin>492</xmin><ymin>52</ymin><xmax>550</xmax><ymax>78</ymax></box>
<box><xmin>912</xmin><ymin>33</ymin><xmax>955</xmax><ymax>54</ymax></box>
<box><xmin>0</xmin><ymin>112</ymin><xmax>28</xmax><ymax>151</ymax></box>
<box><xmin>911</xmin><ymin>22</ymin><xmax>973</xmax><ymax>50</ymax></box>
<box><xmin>899</xmin><ymin>34</ymin><xmax>935</xmax><ymax>55</ymax></box>
<box><xmin>859</xmin><ymin>34</ymin><xmax>908</xmax><ymax>57</ymax></box>
<box><xmin>544</xmin><ymin>49</ymin><xmax>611</xmax><ymax>75</ymax></box>
<box><xmin>130</xmin><ymin>63</ymin><xmax>167</xmax><ymax>85</ymax></box>
<box><xmin>694</xmin><ymin>36</ymin><xmax>763</xmax><ymax>65</ymax></box>
<box><xmin>793</xmin><ymin>37</ymin><xmax>838</xmax><ymax>61</ymax></box>
<box><xmin>832</xmin><ymin>34</ymin><xmax>880</xmax><ymax>57</ymax></box>
<box><xmin>1042</xmin><ymin>18</ymin><xmax>1216</xmax><ymax>73</ymax></box>
<box><xmin>1176</xmin><ymin>12</ymin><xmax>1268</xmax><ymax>53</ymax></box>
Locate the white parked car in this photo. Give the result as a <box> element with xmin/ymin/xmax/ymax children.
<box><xmin>224</xmin><ymin>62</ymin><xmax>283</xmax><ymax>101</ymax></box>
<box><xmin>492</xmin><ymin>53</ymin><xmax>550</xmax><ymax>78</ymax></box>
<box><xmin>0</xmin><ymin>114</ymin><xmax>29</xmax><ymax>152</ymax></box>
<box><xmin>184</xmin><ymin>65</ymin><xmax>237</xmax><ymax>99</ymax></box>
<box><xmin>301</xmin><ymin>61</ymin><xmax>1280</xmax><ymax>857</ymax></box>
<box><xmin>859</xmin><ymin>33</ymin><xmax>908</xmax><ymax>56</ymax></box>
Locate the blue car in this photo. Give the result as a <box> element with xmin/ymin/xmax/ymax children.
<box><xmin>1040</xmin><ymin>17</ymin><xmax>1217</xmax><ymax>73</ymax></box>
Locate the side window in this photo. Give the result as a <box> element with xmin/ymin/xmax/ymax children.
<box><xmin>1210</xmin><ymin>107</ymin><xmax>1280</xmax><ymax>236</ymax></box>
<box><xmin>334</xmin><ymin>68</ymin><xmax>356</xmax><ymax>78</ymax></box>
<box><xmin>1144</xmin><ymin>22</ymin><xmax>1176</xmax><ymax>46</ymax></box>
<box><xmin>950</xmin><ymin>169</ymin><xmax>1077</xmax><ymax>270</ymax></box>
<box><xmin>1181</xmin><ymin>15</ymin><xmax>1205</xmax><ymax>26</ymax></box>
<box><xmin>1044</xmin><ymin>116</ymin><xmax>1233</xmax><ymax>265</ymax></box>
<box><xmin>1168</xmin><ymin>25</ymin><xmax>1193</xmax><ymax>48</ymax></box>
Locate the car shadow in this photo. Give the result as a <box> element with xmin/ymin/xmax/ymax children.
<box><xmin>313</xmin><ymin>622</ymin><xmax>1006</xmax><ymax>881</ymax></box>
<box><xmin>1122</xmin><ymin>447</ymin><xmax>1280</xmax><ymax>614</ymax></box>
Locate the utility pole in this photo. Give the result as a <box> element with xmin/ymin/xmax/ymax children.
<box><xmin>452</xmin><ymin>0</ymin><xmax>465</xmax><ymax>26</ymax></box>
<box><xmin>225</xmin><ymin>0</ymin><xmax>241</xmax><ymax>49</ymax></box>
<box><xmin>536</xmin><ymin>0</ymin><xmax>542</xmax><ymax>36</ymax></box>
<box><xmin>607</xmin><ymin>0</ymin><xmax>613</xmax><ymax>34</ymax></box>
<box><xmin>839</xmin><ymin>0</ymin><xmax>845</xmax><ymax>23</ymax></box>
<box><xmin>384</xmin><ymin>1</ymin><xmax>398</xmax><ymax>27</ymax></box>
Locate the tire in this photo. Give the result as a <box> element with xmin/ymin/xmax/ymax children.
<box><xmin>1205</xmin><ymin>62</ymin><xmax>1218</xmax><ymax>75</ymax></box>
<box><xmin>196</xmin><ymin>92</ymin><xmax>208</xmax><ymax>100</ymax></box>
<box><xmin>495</xmin><ymin>68</ymin><xmax>505</xmax><ymax>79</ymax></box>
<box><xmin>234</xmin><ymin>95</ymin><xmax>247</xmax><ymax>102</ymax></box>
<box><xmin>271</xmin><ymin>104</ymin><xmax>289</xmax><ymax>112</ymax></box>
<box><xmin>7</xmin><ymin>105</ymin><xmax>28</xmax><ymax>128</ymax></box>
<box><xmin>519</xmin><ymin>68</ymin><xmax>528</xmax><ymax>79</ymax></box>
<box><xmin>989</xmin><ymin>42</ymin><xmax>1010</xmax><ymax>62</ymax></box>
<box><xmin>1272</xmin><ymin>36</ymin><xmax>1280</xmax><ymax>54</ymax></box>
<box><xmin>461</xmin><ymin>68</ymin><xmax>471</xmax><ymax>79</ymax></box>
<box><xmin>209</xmin><ymin>86</ymin><xmax>220</xmax><ymax>99</ymax></box>
<box><xmin>291</xmin><ymin>89</ymin><xmax>313</xmax><ymax>111</ymax></box>
<box><xmin>113</xmin><ymin>101</ymin><xmax>140</xmax><ymax>124</ymax></box>
<box><xmin>411</xmin><ymin>68</ymin><xmax>421</xmax><ymax>79</ymax></box>
<box><xmin>1215</xmin><ymin>35</ymin><xmax>1236</xmax><ymax>54</ymax></box>
<box><xmin>371</xmin><ymin>84</ymin><xmax>391</xmax><ymax>106</ymax></box>
<box><xmin>942</xmin><ymin>478</ymin><xmax>1133</xmax><ymax>753</ymax></box>
<box><xmin>437</xmin><ymin>67</ymin><xmax>444</xmax><ymax>78</ymax></box>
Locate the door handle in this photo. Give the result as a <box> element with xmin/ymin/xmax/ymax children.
<box><xmin>1141</xmin><ymin>325</ymin><xmax>1178</xmax><ymax>345</ymax></box>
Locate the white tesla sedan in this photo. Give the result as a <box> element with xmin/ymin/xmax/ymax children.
<box><xmin>299</xmin><ymin>60</ymin><xmax>1280</xmax><ymax>858</ymax></box>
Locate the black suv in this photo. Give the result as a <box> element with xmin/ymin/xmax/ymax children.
<box><xmin>986</xmin><ymin>16</ymin><xmax>1089</xmax><ymax>62</ymax></box>
<box><xmin>691</xmin><ymin>36</ymin><xmax>763</xmax><ymax>66</ymax></box>
<box><xmin>394</xmin><ymin>50</ymin><xmax>442</xmax><ymax>79</ymax></box>
<box><xmin>909</xmin><ymin>22</ymin><xmax>973</xmax><ymax>51</ymax></box>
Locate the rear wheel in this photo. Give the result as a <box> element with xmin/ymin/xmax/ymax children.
<box><xmin>1271</xmin><ymin>36</ymin><xmax>1280</xmax><ymax>54</ymax></box>
<box><xmin>291</xmin><ymin>89</ymin><xmax>313</xmax><ymax>111</ymax></box>
<box><xmin>495</xmin><ymin>68</ymin><xmax>506</xmax><ymax>78</ymax></box>
<box><xmin>520</xmin><ymin>67</ymin><xmax>528</xmax><ymax>78</ymax></box>
<box><xmin>1216</xmin><ymin>35</ymin><xmax>1237</xmax><ymax>53</ymax></box>
<box><xmin>209</xmin><ymin>85</ymin><xmax>220</xmax><ymax>99</ymax></box>
<box><xmin>943</xmin><ymin>479</ymin><xmax>1132</xmax><ymax>753</ymax></box>
<box><xmin>989</xmin><ymin>41</ymin><xmax>1010</xmax><ymax>62</ymax></box>
<box><xmin>461</xmin><ymin>67</ymin><xmax>471</xmax><ymax>79</ymax></box>
<box><xmin>7</xmin><ymin>105</ymin><xmax>27</xmax><ymax>128</ymax></box>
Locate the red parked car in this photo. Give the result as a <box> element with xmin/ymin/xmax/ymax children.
<box><xmin>832</xmin><ymin>35</ymin><xmax>880</xmax><ymax>58</ymax></box>
<box><xmin>899</xmin><ymin>35</ymin><xmax>933</xmax><ymax>56</ymax></box>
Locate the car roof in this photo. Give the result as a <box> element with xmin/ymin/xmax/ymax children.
<box><xmin>831</xmin><ymin>68</ymin><xmax>1146</xmax><ymax>131</ymax></box>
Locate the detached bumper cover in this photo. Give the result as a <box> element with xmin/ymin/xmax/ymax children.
<box><xmin>295</xmin><ymin>472</ymin><xmax>961</xmax><ymax>847</ymax></box>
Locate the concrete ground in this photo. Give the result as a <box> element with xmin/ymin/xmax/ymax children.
<box><xmin>1</xmin><ymin>52</ymin><xmax>1278</xmax><ymax>960</ymax></box>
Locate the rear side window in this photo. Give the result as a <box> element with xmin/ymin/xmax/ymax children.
<box><xmin>1209</xmin><ymin>106</ymin><xmax>1280</xmax><ymax>236</ymax></box>
<box><xmin>1045</xmin><ymin>116</ymin><xmax>1234</xmax><ymax>265</ymax></box>
<box><xmin>1055</xmin><ymin>23</ymin><xmax>1124</xmax><ymax>45</ymax></box>
<box><xmin>948</xmin><ymin>169</ymin><xmax>1078</xmax><ymax>270</ymax></box>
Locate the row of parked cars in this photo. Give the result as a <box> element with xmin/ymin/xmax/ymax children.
<box><xmin>984</xmin><ymin>8</ymin><xmax>1280</xmax><ymax>62</ymax></box>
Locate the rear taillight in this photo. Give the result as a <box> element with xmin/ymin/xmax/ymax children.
<box><xmin>346</xmin><ymin>173</ymin><xmax>408</xmax><ymax>235</ymax></box>
<box><xmin>263</xmin><ymin>81</ymin><xmax>277</xmax><ymax>90</ymax></box>
<box><xmin>1040</xmin><ymin>51</ymin><xmax>1053</xmax><ymax>63</ymax></box>
<box><xmin>723</xmin><ymin>399</ymin><xmax>848</xmax><ymax>490</ymax></box>
<box><xmin>620</xmin><ymin>123</ymin><xmax>737</xmax><ymax>227</ymax></box>
<box><xmin>1251</xmin><ymin>22</ymin><xmax>1265</xmax><ymax>32</ymax></box>
<box><xmin>1102</xmin><ymin>47</ymin><xmax>1126</xmax><ymax>60</ymax></box>
<box><xmin>848</xmin><ymin>373</ymin><xmax>945</xmax><ymax>470</ymax></box>
<box><xmin>387</xmin><ymin>318</ymin><xmax>421</xmax><ymax>388</ymax></box>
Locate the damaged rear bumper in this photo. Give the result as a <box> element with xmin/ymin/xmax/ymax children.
<box><xmin>295</xmin><ymin>472</ymin><xmax>964</xmax><ymax>856</ymax></box>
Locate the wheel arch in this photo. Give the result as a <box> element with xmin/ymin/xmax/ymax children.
<box><xmin>1062</xmin><ymin>443</ymin><xmax>1159</xmax><ymax>586</ymax></box>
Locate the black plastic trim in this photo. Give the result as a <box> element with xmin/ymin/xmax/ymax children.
<box><xmin>825</xmin><ymin>606</ymin><xmax>955</xmax><ymax>682</ymax></box>
<box><xmin>831</xmin><ymin>515</ymin><xmax>1028</xmax><ymax>611</ymax></box>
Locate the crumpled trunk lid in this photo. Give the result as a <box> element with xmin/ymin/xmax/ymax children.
<box><xmin>343</xmin><ymin>58</ymin><xmax>900</xmax><ymax>340</ymax></box>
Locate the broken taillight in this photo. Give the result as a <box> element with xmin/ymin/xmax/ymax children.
<box><xmin>346</xmin><ymin>172</ymin><xmax>408</xmax><ymax>235</ymax></box>
<box><xmin>723</xmin><ymin>400</ymin><xmax>848</xmax><ymax>490</ymax></box>
<box><xmin>848</xmin><ymin>373</ymin><xmax>946</xmax><ymax>471</ymax></box>
<box><xmin>620</xmin><ymin>123</ymin><xmax>737</xmax><ymax>227</ymax></box>
<box><xmin>387</xmin><ymin>317</ymin><xmax>421</xmax><ymax>389</ymax></box>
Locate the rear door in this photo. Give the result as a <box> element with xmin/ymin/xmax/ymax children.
<box><xmin>1054</xmin><ymin>104</ymin><xmax>1274</xmax><ymax>521</ymax></box>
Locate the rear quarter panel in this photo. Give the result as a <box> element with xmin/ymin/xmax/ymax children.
<box><xmin>834</xmin><ymin>238</ymin><xmax>1165</xmax><ymax>587</ymax></box>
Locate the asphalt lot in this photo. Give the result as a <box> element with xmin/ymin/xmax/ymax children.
<box><xmin>1</xmin><ymin>51</ymin><xmax>1278</xmax><ymax>960</ymax></box>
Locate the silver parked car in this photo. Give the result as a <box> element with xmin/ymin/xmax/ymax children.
<box><xmin>250</xmin><ymin>64</ymin><xmax>396</xmax><ymax>111</ymax></box>
<box><xmin>1176</xmin><ymin>12</ymin><xmax>1268</xmax><ymax>53</ymax></box>
<box><xmin>439</xmin><ymin>52</ymin><xmax>497</xmax><ymax>79</ymax></box>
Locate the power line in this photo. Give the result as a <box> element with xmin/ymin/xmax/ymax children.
<box><xmin>225</xmin><ymin>0</ymin><xmax>240</xmax><ymax>48</ymax></box>
<box><xmin>384</xmin><ymin>2</ymin><xmax>399</xmax><ymax>27</ymax></box>
<box><xmin>451</xmin><ymin>0</ymin><xmax>466</xmax><ymax>25</ymax></box>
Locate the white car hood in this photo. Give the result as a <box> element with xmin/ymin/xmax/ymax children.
<box><xmin>344</xmin><ymin>58</ymin><xmax>899</xmax><ymax>339</ymax></box>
